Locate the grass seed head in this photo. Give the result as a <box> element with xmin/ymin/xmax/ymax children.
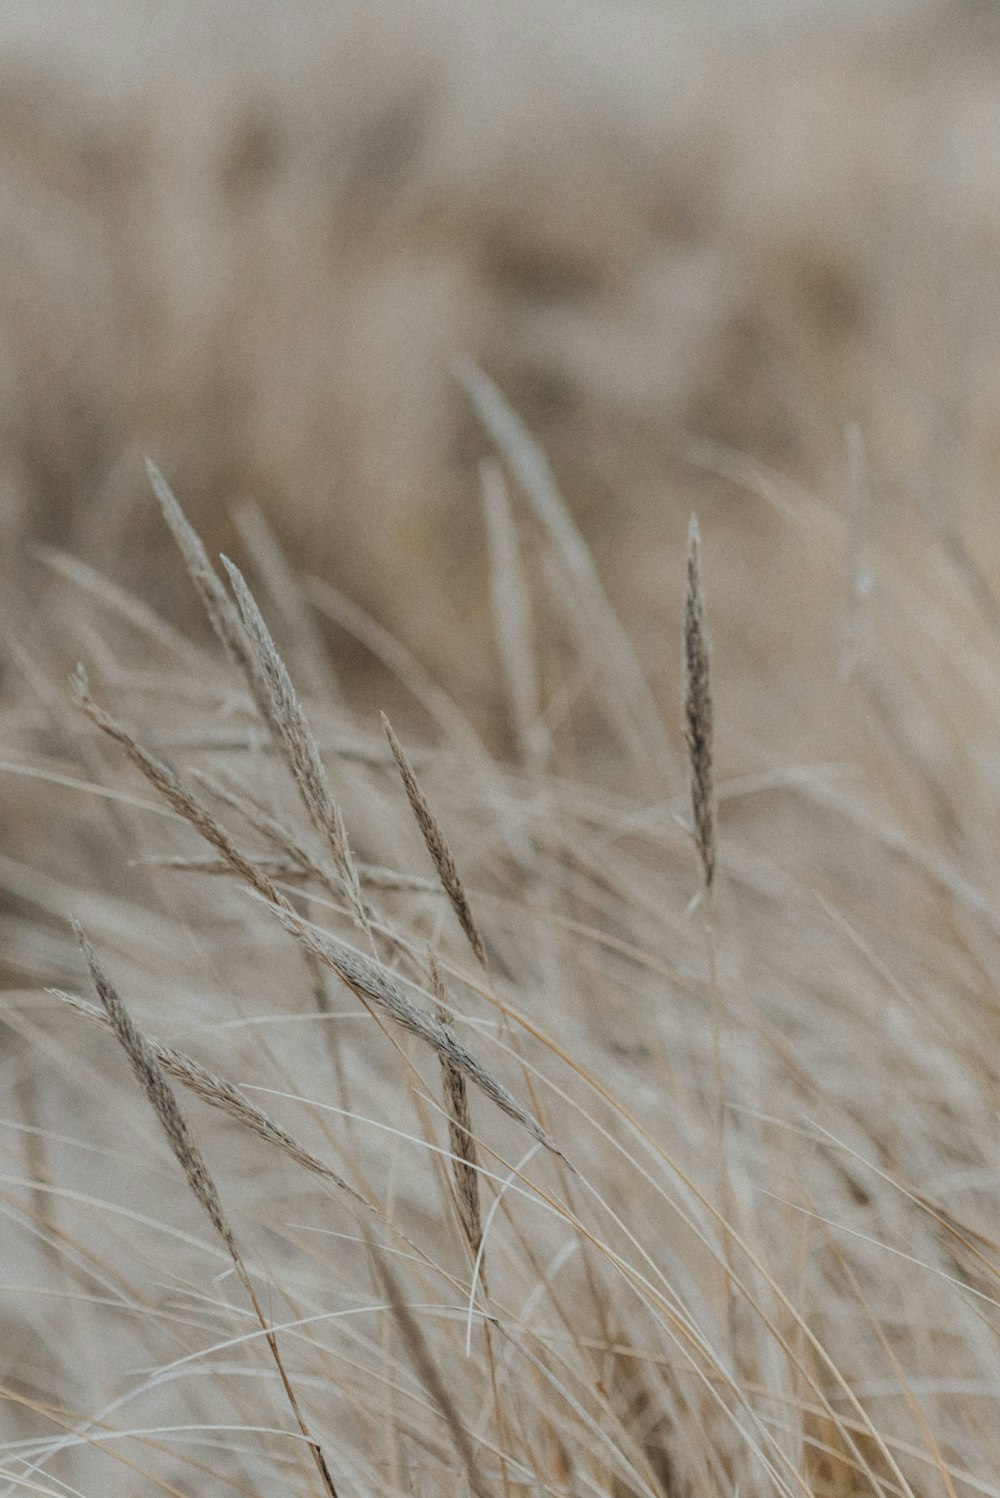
<box><xmin>683</xmin><ymin>514</ymin><xmax>716</xmax><ymax>894</ymax></box>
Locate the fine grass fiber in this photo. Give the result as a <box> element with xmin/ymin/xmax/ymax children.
<box><xmin>1</xmin><ymin>376</ymin><xmax>999</xmax><ymax>1498</ymax></box>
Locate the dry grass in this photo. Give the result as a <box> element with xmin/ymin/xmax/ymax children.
<box><xmin>5</xmin><ymin>0</ymin><xmax>1000</xmax><ymax>723</ymax></box>
<box><xmin>683</xmin><ymin>516</ymin><xmax>715</xmax><ymax>898</ymax></box>
<box><xmin>1</xmin><ymin>395</ymin><xmax>999</xmax><ymax>1494</ymax></box>
<box><xmin>71</xmin><ymin>922</ymin><xmax>340</xmax><ymax>1495</ymax></box>
<box><xmin>1</xmin><ymin>5</ymin><xmax>1000</xmax><ymax>1494</ymax></box>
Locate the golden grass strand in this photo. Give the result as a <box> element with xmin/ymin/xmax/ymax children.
<box><xmin>480</xmin><ymin>459</ymin><xmax>548</xmax><ymax>772</ymax></box>
<box><xmin>371</xmin><ymin>1243</ymin><xmax>491</xmax><ymax>1498</ymax></box>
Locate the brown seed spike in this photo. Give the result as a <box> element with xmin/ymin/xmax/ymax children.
<box><xmin>53</xmin><ymin>986</ymin><xmax>370</xmax><ymax>1213</ymax></box>
<box><xmin>221</xmin><ymin>556</ymin><xmax>369</xmax><ymax>934</ymax></box>
<box><xmin>145</xmin><ymin>459</ymin><xmax>273</xmax><ymax>722</ymax></box>
<box><xmin>265</xmin><ymin>897</ymin><xmax>558</xmax><ymax>1155</ymax></box>
<box><xmin>683</xmin><ymin>516</ymin><xmax>716</xmax><ymax>894</ymax></box>
<box><xmin>72</xmin><ymin>924</ymin><xmax>340</xmax><ymax>1498</ymax></box>
<box><xmin>71</xmin><ymin>666</ymin><xmax>283</xmax><ymax>905</ymax></box>
<box><xmin>72</xmin><ymin>920</ymin><xmax>239</xmax><ymax>1261</ymax></box>
<box><xmin>428</xmin><ymin>947</ymin><xmax>484</xmax><ymax>1271</ymax></box>
<box><xmin>381</xmin><ymin>713</ymin><xmax>488</xmax><ymax>969</ymax></box>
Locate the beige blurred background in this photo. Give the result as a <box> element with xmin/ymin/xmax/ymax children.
<box><xmin>2</xmin><ymin>0</ymin><xmax>999</xmax><ymax>745</ymax></box>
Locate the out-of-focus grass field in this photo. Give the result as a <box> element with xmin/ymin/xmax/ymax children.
<box><xmin>3</xmin><ymin>5</ymin><xmax>1000</xmax><ymax>1496</ymax></box>
<box><xmin>3</xmin><ymin>0</ymin><xmax>998</xmax><ymax>716</ymax></box>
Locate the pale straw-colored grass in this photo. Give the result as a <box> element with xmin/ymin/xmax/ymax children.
<box><xmin>1</xmin><ymin>402</ymin><xmax>999</xmax><ymax>1498</ymax></box>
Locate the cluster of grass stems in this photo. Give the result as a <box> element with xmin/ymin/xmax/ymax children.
<box><xmin>1</xmin><ymin>369</ymin><xmax>999</xmax><ymax>1498</ymax></box>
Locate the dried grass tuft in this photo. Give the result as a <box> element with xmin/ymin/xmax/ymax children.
<box><xmin>10</xmin><ymin>349</ymin><xmax>1000</xmax><ymax>1498</ymax></box>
